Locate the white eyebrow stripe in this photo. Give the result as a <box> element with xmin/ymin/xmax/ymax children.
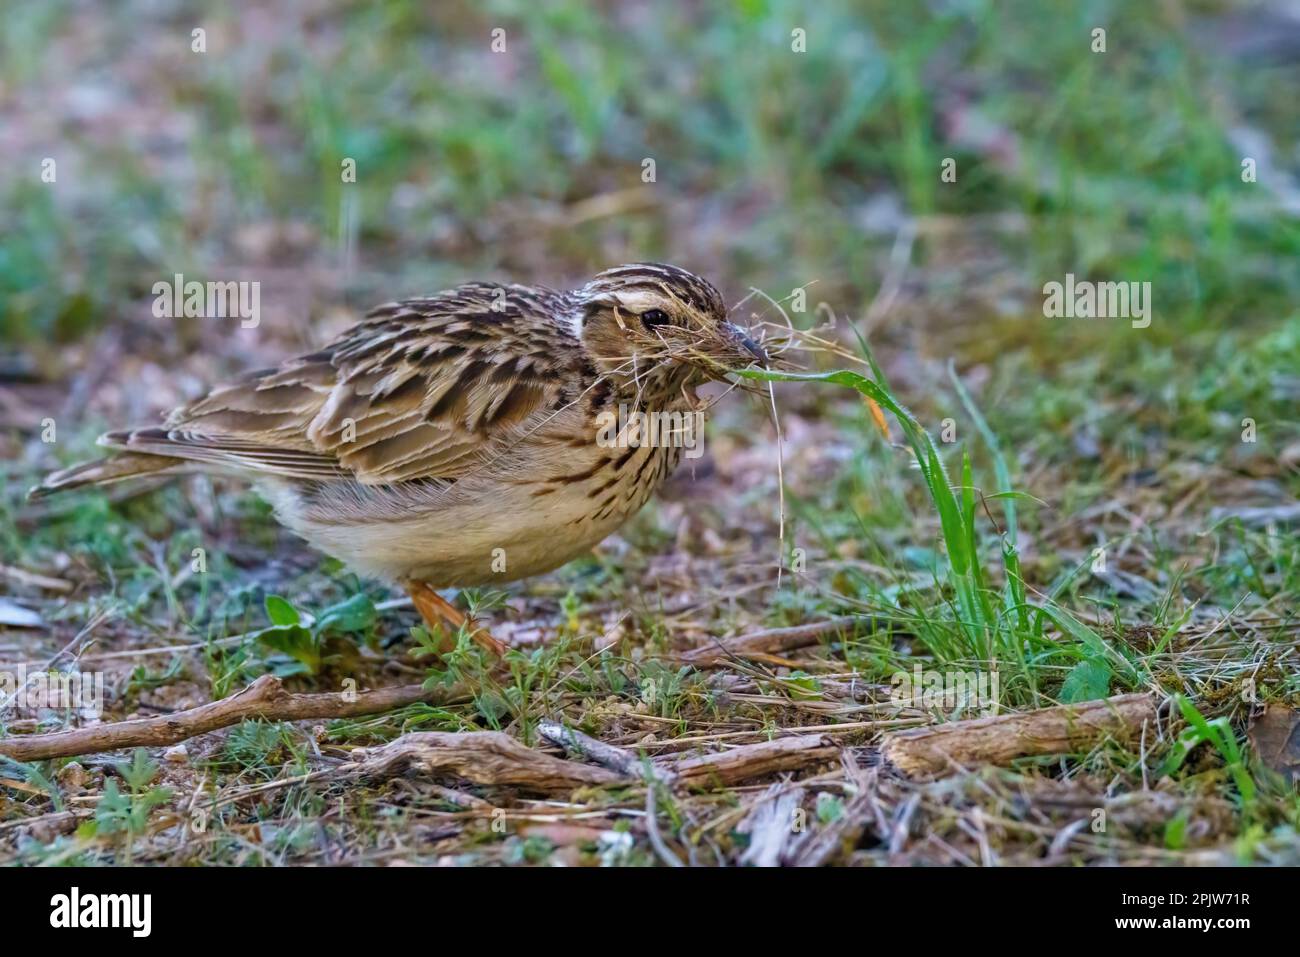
<box><xmin>603</xmin><ymin>264</ymin><xmax>677</xmax><ymax>281</ymax></box>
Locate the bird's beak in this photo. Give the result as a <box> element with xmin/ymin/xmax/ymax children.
<box><xmin>722</xmin><ymin>322</ymin><xmax>767</xmax><ymax>365</ymax></box>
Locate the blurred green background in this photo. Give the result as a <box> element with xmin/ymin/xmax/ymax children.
<box><xmin>4</xmin><ymin>0</ymin><xmax>1298</xmax><ymax>339</ymax></box>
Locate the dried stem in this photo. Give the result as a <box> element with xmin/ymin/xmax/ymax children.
<box><xmin>679</xmin><ymin>617</ymin><xmax>861</xmax><ymax>666</ymax></box>
<box><xmin>0</xmin><ymin>675</ymin><xmax>465</xmax><ymax>762</ymax></box>
<box><xmin>880</xmin><ymin>692</ymin><xmax>1157</xmax><ymax>777</ymax></box>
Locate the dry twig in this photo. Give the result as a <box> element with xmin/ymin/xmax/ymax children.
<box><xmin>880</xmin><ymin>692</ymin><xmax>1156</xmax><ymax>777</ymax></box>
<box><xmin>671</xmin><ymin>734</ymin><xmax>838</xmax><ymax>787</ymax></box>
<box><xmin>349</xmin><ymin>731</ymin><xmax>624</xmax><ymax>792</ymax></box>
<box><xmin>680</xmin><ymin>617</ymin><xmax>859</xmax><ymax>666</ymax></box>
<box><xmin>0</xmin><ymin>675</ymin><xmax>464</xmax><ymax>762</ymax></box>
<box><xmin>536</xmin><ymin>720</ymin><xmax>646</xmax><ymax>778</ymax></box>
<box><xmin>738</xmin><ymin>783</ymin><xmax>806</xmax><ymax>866</ymax></box>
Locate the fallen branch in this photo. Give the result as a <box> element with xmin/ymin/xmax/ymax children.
<box><xmin>738</xmin><ymin>783</ymin><xmax>806</xmax><ymax>867</ymax></box>
<box><xmin>350</xmin><ymin>732</ymin><xmax>625</xmax><ymax>792</ymax></box>
<box><xmin>680</xmin><ymin>617</ymin><xmax>860</xmax><ymax>666</ymax></box>
<box><xmin>536</xmin><ymin>720</ymin><xmax>645</xmax><ymax>778</ymax></box>
<box><xmin>0</xmin><ymin>675</ymin><xmax>465</xmax><ymax>762</ymax></box>
<box><xmin>538</xmin><ymin>724</ymin><xmax>839</xmax><ymax>789</ymax></box>
<box><xmin>209</xmin><ymin>728</ymin><xmax>835</xmax><ymax>803</ymax></box>
<box><xmin>880</xmin><ymin>692</ymin><xmax>1156</xmax><ymax>777</ymax></box>
<box><xmin>670</xmin><ymin>734</ymin><xmax>838</xmax><ymax>787</ymax></box>
<box><xmin>0</xmin><ymin>669</ymin><xmax>839</xmax><ymax>802</ymax></box>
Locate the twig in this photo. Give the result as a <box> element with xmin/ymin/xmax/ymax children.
<box><xmin>0</xmin><ymin>675</ymin><xmax>465</xmax><ymax>762</ymax></box>
<box><xmin>679</xmin><ymin>617</ymin><xmax>861</xmax><ymax>666</ymax></box>
<box><xmin>643</xmin><ymin>777</ymin><xmax>684</xmax><ymax>867</ymax></box>
<box><xmin>880</xmin><ymin>692</ymin><xmax>1156</xmax><ymax>777</ymax></box>
<box><xmin>0</xmin><ymin>562</ymin><xmax>73</xmax><ymax>593</ymax></box>
<box><xmin>0</xmin><ymin>808</ymin><xmax>92</xmax><ymax>835</ymax></box>
<box><xmin>530</xmin><ymin>725</ymin><xmax>841</xmax><ymax>791</ymax></box>
<box><xmin>536</xmin><ymin>720</ymin><xmax>648</xmax><ymax>778</ymax></box>
<box><xmin>888</xmin><ymin>793</ymin><xmax>920</xmax><ymax>857</ymax></box>
<box><xmin>620</xmin><ymin>716</ymin><xmax>922</xmax><ymax>750</ymax></box>
<box><xmin>1208</xmin><ymin>503</ymin><xmax>1300</xmax><ymax>527</ymax></box>
<box><xmin>349</xmin><ymin>731</ymin><xmax>624</xmax><ymax>792</ymax></box>
<box><xmin>738</xmin><ymin>783</ymin><xmax>805</xmax><ymax>867</ymax></box>
<box><xmin>670</xmin><ymin>734</ymin><xmax>837</xmax><ymax>787</ymax></box>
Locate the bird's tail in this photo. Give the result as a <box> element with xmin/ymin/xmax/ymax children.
<box><xmin>27</xmin><ymin>452</ymin><xmax>187</xmax><ymax>501</ymax></box>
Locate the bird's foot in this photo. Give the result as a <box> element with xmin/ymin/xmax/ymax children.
<box><xmin>402</xmin><ymin>580</ymin><xmax>507</xmax><ymax>657</ymax></box>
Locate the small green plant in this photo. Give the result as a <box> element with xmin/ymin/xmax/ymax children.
<box><xmin>815</xmin><ymin>792</ymin><xmax>845</xmax><ymax>825</ymax></box>
<box><xmin>637</xmin><ymin>660</ymin><xmax>693</xmax><ymax>719</ymax></box>
<box><xmin>0</xmin><ymin>756</ymin><xmax>62</xmax><ymax>811</ymax></box>
<box><xmin>737</xmin><ymin>339</ymin><xmax>1138</xmax><ymax>709</ymax></box>
<box><xmin>257</xmin><ymin>595</ymin><xmax>322</xmax><ymax>674</ymax></box>
<box><xmin>506</xmin><ymin>835</ymin><xmax>555</xmax><ymax>865</ymax></box>
<box><xmin>1160</xmin><ymin>695</ymin><xmax>1257</xmax><ymax>811</ymax></box>
<box><xmin>223</xmin><ymin>720</ymin><xmax>306</xmax><ymax>780</ymax></box>
<box><xmin>83</xmin><ymin>749</ymin><xmax>171</xmax><ymax>864</ymax></box>
<box><xmin>127</xmin><ymin>656</ymin><xmax>186</xmax><ymax>696</ymax></box>
<box><xmin>558</xmin><ymin>589</ymin><xmax>583</xmax><ymax>635</ymax></box>
<box><xmin>414</xmin><ymin>624</ymin><xmax>496</xmax><ymax>692</ymax></box>
<box><xmin>1164</xmin><ymin>808</ymin><xmax>1190</xmax><ymax>850</ymax></box>
<box><xmin>253</xmin><ymin>592</ymin><xmax>378</xmax><ymax>676</ymax></box>
<box><xmin>1059</xmin><ymin>657</ymin><xmax>1112</xmax><ymax>703</ymax></box>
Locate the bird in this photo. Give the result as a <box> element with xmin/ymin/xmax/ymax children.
<box><xmin>30</xmin><ymin>263</ymin><xmax>768</xmax><ymax>656</ymax></box>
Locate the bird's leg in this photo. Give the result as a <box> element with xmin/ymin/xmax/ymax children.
<box><xmin>402</xmin><ymin>580</ymin><xmax>507</xmax><ymax>657</ymax></box>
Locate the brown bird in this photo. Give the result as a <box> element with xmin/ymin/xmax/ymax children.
<box><xmin>31</xmin><ymin>263</ymin><xmax>767</xmax><ymax>654</ymax></box>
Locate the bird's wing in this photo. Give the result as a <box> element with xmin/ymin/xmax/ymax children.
<box><xmin>104</xmin><ymin>285</ymin><xmax>576</xmax><ymax>485</ymax></box>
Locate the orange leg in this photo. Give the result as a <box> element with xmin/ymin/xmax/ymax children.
<box><xmin>403</xmin><ymin>580</ymin><xmax>506</xmax><ymax>657</ymax></box>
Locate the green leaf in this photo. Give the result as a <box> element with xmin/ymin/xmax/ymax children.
<box><xmin>1035</xmin><ymin>604</ymin><xmax>1135</xmax><ymax>682</ymax></box>
<box><xmin>94</xmin><ymin>778</ymin><xmax>131</xmax><ymax>834</ymax></box>
<box><xmin>949</xmin><ymin>361</ymin><xmax>1019</xmax><ymax>546</ymax></box>
<box><xmin>1164</xmin><ymin>809</ymin><xmax>1189</xmax><ymax>850</ymax></box>
<box><xmin>1159</xmin><ymin>696</ymin><xmax>1257</xmax><ymax>807</ymax></box>
<box><xmin>815</xmin><ymin>793</ymin><xmax>845</xmax><ymax>825</ymax></box>
<box><xmin>1060</xmin><ymin>658</ymin><xmax>1112</xmax><ymax>703</ymax></box>
<box><xmin>782</xmin><ymin>671</ymin><xmax>822</xmax><ymax>700</ymax></box>
<box><xmin>257</xmin><ymin>625</ymin><xmax>320</xmax><ymax>674</ymax></box>
<box><xmin>264</xmin><ymin>595</ymin><xmax>301</xmax><ymax>627</ymax></box>
<box><xmin>316</xmin><ymin>593</ymin><xmax>377</xmax><ymax>634</ymax></box>
<box><xmin>117</xmin><ymin>748</ymin><xmax>159</xmax><ymax>791</ymax></box>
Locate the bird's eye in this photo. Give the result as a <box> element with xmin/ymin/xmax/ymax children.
<box><xmin>640</xmin><ymin>309</ymin><xmax>670</xmax><ymax>331</ymax></box>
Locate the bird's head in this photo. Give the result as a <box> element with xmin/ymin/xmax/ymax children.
<box><xmin>570</xmin><ymin>263</ymin><xmax>766</xmax><ymax>390</ymax></box>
